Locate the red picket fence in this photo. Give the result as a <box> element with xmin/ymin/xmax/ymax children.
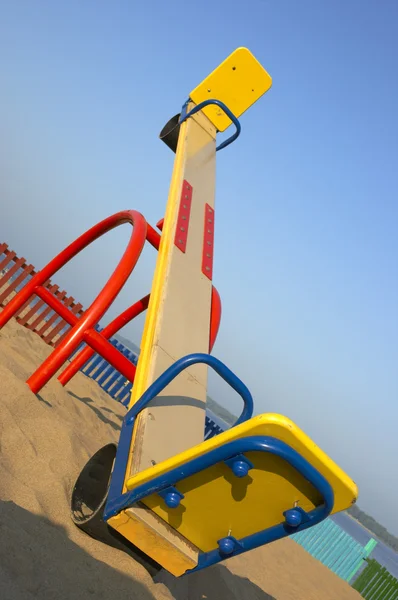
<box><xmin>0</xmin><ymin>242</ymin><xmax>85</xmax><ymax>347</ymax></box>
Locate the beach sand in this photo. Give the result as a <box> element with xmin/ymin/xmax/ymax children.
<box><xmin>0</xmin><ymin>315</ymin><xmax>361</xmax><ymax>600</ymax></box>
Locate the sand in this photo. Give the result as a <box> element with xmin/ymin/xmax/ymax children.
<box><xmin>0</xmin><ymin>314</ymin><xmax>361</xmax><ymax>600</ymax></box>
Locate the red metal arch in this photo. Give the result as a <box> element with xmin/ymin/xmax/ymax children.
<box><xmin>0</xmin><ymin>210</ymin><xmax>222</xmax><ymax>395</ymax></box>
<box><xmin>0</xmin><ymin>211</ymin><xmax>155</xmax><ymax>392</ymax></box>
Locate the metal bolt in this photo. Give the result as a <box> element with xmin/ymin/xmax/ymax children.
<box><xmin>218</xmin><ymin>537</ymin><xmax>235</xmax><ymax>555</ymax></box>
<box><xmin>231</xmin><ymin>460</ymin><xmax>250</xmax><ymax>478</ymax></box>
<box><xmin>285</xmin><ymin>509</ymin><xmax>302</xmax><ymax>528</ymax></box>
<box><xmin>180</xmin><ymin>227</ymin><xmax>185</xmax><ymax>232</ymax></box>
<box><xmin>205</xmin><ymin>266</ymin><xmax>210</xmax><ymax>271</ymax></box>
<box><xmin>165</xmin><ymin>492</ymin><xmax>181</xmax><ymax>509</ymax></box>
<box><xmin>178</xmin><ymin>239</ymin><xmax>183</xmax><ymax>244</ymax></box>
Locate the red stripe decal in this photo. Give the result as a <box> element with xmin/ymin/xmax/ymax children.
<box><xmin>202</xmin><ymin>203</ymin><xmax>214</xmax><ymax>280</ymax></box>
<box><xmin>174</xmin><ymin>180</ymin><xmax>193</xmax><ymax>253</ymax></box>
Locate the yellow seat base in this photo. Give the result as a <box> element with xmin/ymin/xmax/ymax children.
<box><xmin>190</xmin><ymin>47</ymin><xmax>272</xmax><ymax>132</ymax></box>
<box><xmin>125</xmin><ymin>413</ymin><xmax>358</xmax><ymax>553</ymax></box>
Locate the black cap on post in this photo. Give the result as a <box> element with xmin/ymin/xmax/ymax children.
<box><xmin>159</xmin><ymin>114</ymin><xmax>181</xmax><ymax>154</ymax></box>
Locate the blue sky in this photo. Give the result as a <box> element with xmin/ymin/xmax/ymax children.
<box><xmin>1</xmin><ymin>1</ymin><xmax>397</xmax><ymax>534</ymax></box>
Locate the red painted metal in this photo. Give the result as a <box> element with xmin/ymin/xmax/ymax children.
<box><xmin>35</xmin><ymin>289</ymin><xmax>67</xmax><ymax>335</ymax></box>
<box><xmin>19</xmin><ymin>284</ymin><xmax>57</xmax><ymax>327</ymax></box>
<box><xmin>0</xmin><ymin>211</ymin><xmax>147</xmax><ymax>393</ymax></box>
<box><xmin>44</xmin><ymin>296</ymin><xmax>75</xmax><ymax>344</ymax></box>
<box><xmin>59</xmin><ymin>285</ymin><xmax>221</xmax><ymax>386</ymax></box>
<box><xmin>54</xmin><ymin>303</ymin><xmax>84</xmax><ymax>347</ymax></box>
<box><xmin>58</xmin><ymin>294</ymin><xmax>150</xmax><ymax>386</ymax></box>
<box><xmin>209</xmin><ymin>286</ymin><xmax>221</xmax><ymax>352</ymax></box>
<box><xmin>174</xmin><ymin>180</ymin><xmax>193</xmax><ymax>253</ymax></box>
<box><xmin>47</xmin><ymin>300</ymin><xmax>81</xmax><ymax>346</ymax></box>
<box><xmin>145</xmin><ymin>223</ymin><xmax>161</xmax><ymax>250</ymax></box>
<box><xmin>156</xmin><ymin>218</ymin><xmax>164</xmax><ymax>231</ymax></box>
<box><xmin>28</xmin><ymin>285</ymin><xmax>138</xmax><ymax>383</ymax></box>
<box><xmin>35</xmin><ymin>285</ymin><xmax>78</xmax><ymax>326</ymax></box>
<box><xmin>14</xmin><ymin>279</ymin><xmax>47</xmax><ymax>319</ymax></box>
<box><xmin>0</xmin><ymin>203</ymin><xmax>222</xmax><ymax>395</ymax></box>
<box><xmin>83</xmin><ymin>329</ymin><xmax>136</xmax><ymax>382</ymax></box>
<box><xmin>202</xmin><ymin>203</ymin><xmax>215</xmax><ymax>280</ymax></box>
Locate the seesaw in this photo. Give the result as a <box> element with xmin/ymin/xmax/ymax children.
<box><xmin>70</xmin><ymin>48</ymin><xmax>358</xmax><ymax>577</ymax></box>
<box><xmin>0</xmin><ymin>47</ymin><xmax>358</xmax><ymax>577</ymax></box>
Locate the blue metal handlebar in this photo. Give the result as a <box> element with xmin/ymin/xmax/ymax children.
<box><xmin>105</xmin><ymin>353</ymin><xmax>253</xmax><ymax>509</ymax></box>
<box><xmin>179</xmin><ymin>99</ymin><xmax>241</xmax><ymax>151</ymax></box>
<box><xmin>125</xmin><ymin>353</ymin><xmax>253</xmax><ymax>429</ymax></box>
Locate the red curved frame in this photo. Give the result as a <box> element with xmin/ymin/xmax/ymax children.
<box><xmin>0</xmin><ymin>211</ymin><xmax>222</xmax><ymax>396</ymax></box>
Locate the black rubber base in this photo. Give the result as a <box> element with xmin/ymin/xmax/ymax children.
<box><xmin>71</xmin><ymin>443</ymin><xmax>162</xmax><ymax>577</ymax></box>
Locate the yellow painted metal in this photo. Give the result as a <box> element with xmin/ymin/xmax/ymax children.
<box><xmin>107</xmin><ymin>509</ymin><xmax>197</xmax><ymax>577</ymax></box>
<box><xmin>190</xmin><ymin>47</ymin><xmax>272</xmax><ymax>132</ymax></box>
<box><xmin>125</xmin><ymin>413</ymin><xmax>358</xmax><ymax>552</ymax></box>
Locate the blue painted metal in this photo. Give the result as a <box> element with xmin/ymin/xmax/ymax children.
<box><xmin>179</xmin><ymin>99</ymin><xmax>241</xmax><ymax>151</ymax></box>
<box><xmin>284</xmin><ymin>507</ymin><xmax>310</xmax><ymax>528</ymax></box>
<box><xmin>158</xmin><ymin>486</ymin><xmax>185</xmax><ymax>509</ymax></box>
<box><xmin>119</xmin><ymin>383</ymin><xmax>133</xmax><ymax>406</ymax></box>
<box><xmin>104</xmin><ymin>352</ymin><xmax>253</xmax><ymax>520</ymax></box>
<box><xmin>83</xmin><ymin>353</ymin><xmax>105</xmax><ymax>376</ymax></box>
<box><xmin>103</xmin><ymin>351</ymin><xmax>333</xmax><ymax>572</ymax></box>
<box><xmin>107</xmin><ymin>358</ymin><xmax>132</xmax><ymax>396</ymax></box>
<box><xmin>224</xmin><ymin>453</ymin><xmax>253</xmax><ymax>478</ymax></box>
<box><xmin>100</xmin><ymin>342</ymin><xmax>125</xmax><ymax>392</ymax></box>
<box><xmin>218</xmin><ymin>536</ymin><xmax>242</xmax><ymax>555</ymax></box>
<box><xmin>125</xmin><ymin>353</ymin><xmax>253</xmax><ymax>429</ymax></box>
<box><xmin>103</xmin><ymin>369</ymin><xmax>123</xmax><ymax>393</ymax></box>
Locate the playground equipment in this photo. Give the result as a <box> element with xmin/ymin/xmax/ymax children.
<box><xmin>0</xmin><ymin>48</ymin><xmax>358</xmax><ymax>577</ymax></box>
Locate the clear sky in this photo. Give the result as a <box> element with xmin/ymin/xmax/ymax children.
<box><xmin>1</xmin><ymin>1</ymin><xmax>397</xmax><ymax>534</ymax></box>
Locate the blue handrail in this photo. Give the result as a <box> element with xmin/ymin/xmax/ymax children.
<box><xmin>179</xmin><ymin>99</ymin><xmax>241</xmax><ymax>151</ymax></box>
<box><xmin>125</xmin><ymin>353</ymin><xmax>253</xmax><ymax>428</ymax></box>
<box><xmin>105</xmin><ymin>353</ymin><xmax>253</xmax><ymax>509</ymax></box>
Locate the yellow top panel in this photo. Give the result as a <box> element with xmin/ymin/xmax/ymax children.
<box><xmin>126</xmin><ymin>413</ymin><xmax>358</xmax><ymax>552</ymax></box>
<box><xmin>189</xmin><ymin>47</ymin><xmax>272</xmax><ymax>132</ymax></box>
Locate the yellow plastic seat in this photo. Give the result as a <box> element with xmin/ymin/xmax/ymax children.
<box><xmin>124</xmin><ymin>413</ymin><xmax>358</xmax><ymax>554</ymax></box>
<box><xmin>190</xmin><ymin>47</ymin><xmax>272</xmax><ymax>132</ymax></box>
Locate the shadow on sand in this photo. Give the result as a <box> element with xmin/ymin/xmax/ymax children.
<box><xmin>157</xmin><ymin>567</ymin><xmax>277</xmax><ymax>600</ymax></box>
<box><xmin>0</xmin><ymin>500</ymin><xmax>158</xmax><ymax>600</ymax></box>
<box><xmin>0</xmin><ymin>500</ymin><xmax>276</xmax><ymax>600</ymax></box>
<box><xmin>67</xmin><ymin>390</ymin><xmax>123</xmax><ymax>431</ymax></box>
